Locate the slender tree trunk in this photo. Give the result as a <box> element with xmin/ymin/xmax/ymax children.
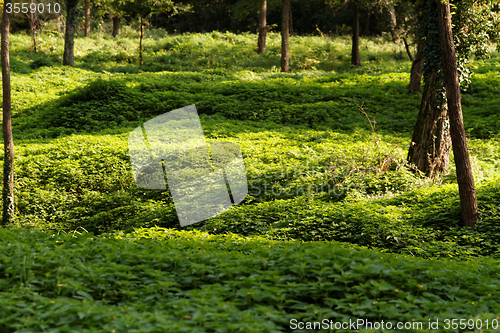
<box><xmin>30</xmin><ymin>12</ymin><xmax>37</xmax><ymax>52</ymax></box>
<box><xmin>139</xmin><ymin>15</ymin><xmax>144</xmax><ymax>65</ymax></box>
<box><xmin>436</xmin><ymin>0</ymin><xmax>477</xmax><ymax>226</ymax></box>
<box><xmin>63</xmin><ymin>0</ymin><xmax>78</xmax><ymax>66</ymax></box>
<box><xmin>2</xmin><ymin>0</ymin><xmax>14</xmax><ymax>226</ymax></box>
<box><xmin>408</xmin><ymin>68</ymin><xmax>451</xmax><ymax>178</ymax></box>
<box><xmin>403</xmin><ymin>36</ymin><xmax>413</xmax><ymax>61</ymax></box>
<box><xmin>351</xmin><ymin>1</ymin><xmax>361</xmax><ymax>66</ymax></box>
<box><xmin>112</xmin><ymin>16</ymin><xmax>120</xmax><ymax>38</ymax></box>
<box><xmin>388</xmin><ymin>3</ymin><xmax>399</xmax><ymax>42</ymax></box>
<box><xmin>281</xmin><ymin>0</ymin><xmax>290</xmax><ymax>72</ymax></box>
<box><xmin>84</xmin><ymin>0</ymin><xmax>90</xmax><ymax>37</ymax></box>
<box><xmin>257</xmin><ymin>0</ymin><xmax>266</xmax><ymax>53</ymax></box>
<box><xmin>409</xmin><ymin>41</ymin><xmax>424</xmax><ymax>93</ymax></box>
<box><xmin>289</xmin><ymin>4</ymin><xmax>293</xmax><ymax>36</ymax></box>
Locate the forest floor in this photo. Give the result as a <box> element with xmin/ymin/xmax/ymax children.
<box><xmin>1</xmin><ymin>30</ymin><xmax>500</xmax><ymax>332</ymax></box>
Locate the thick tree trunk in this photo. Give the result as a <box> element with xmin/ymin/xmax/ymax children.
<box><xmin>388</xmin><ymin>4</ymin><xmax>399</xmax><ymax>43</ymax></box>
<box><xmin>257</xmin><ymin>0</ymin><xmax>266</xmax><ymax>53</ymax></box>
<box><xmin>63</xmin><ymin>0</ymin><xmax>78</xmax><ymax>66</ymax></box>
<box><xmin>281</xmin><ymin>0</ymin><xmax>290</xmax><ymax>72</ymax></box>
<box><xmin>2</xmin><ymin>0</ymin><xmax>14</xmax><ymax>226</ymax></box>
<box><xmin>436</xmin><ymin>0</ymin><xmax>477</xmax><ymax>226</ymax></box>
<box><xmin>408</xmin><ymin>68</ymin><xmax>452</xmax><ymax>178</ymax></box>
<box><xmin>112</xmin><ymin>16</ymin><xmax>120</xmax><ymax>38</ymax></box>
<box><xmin>351</xmin><ymin>1</ymin><xmax>361</xmax><ymax>66</ymax></box>
<box><xmin>139</xmin><ymin>16</ymin><xmax>144</xmax><ymax>65</ymax></box>
<box><xmin>84</xmin><ymin>0</ymin><xmax>90</xmax><ymax>37</ymax></box>
<box><xmin>409</xmin><ymin>41</ymin><xmax>424</xmax><ymax>93</ymax></box>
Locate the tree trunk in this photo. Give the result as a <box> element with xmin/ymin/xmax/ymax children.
<box><xmin>281</xmin><ymin>0</ymin><xmax>290</xmax><ymax>72</ymax></box>
<box><xmin>408</xmin><ymin>68</ymin><xmax>452</xmax><ymax>178</ymax></box>
<box><xmin>388</xmin><ymin>3</ymin><xmax>399</xmax><ymax>42</ymax></box>
<box><xmin>112</xmin><ymin>16</ymin><xmax>120</xmax><ymax>38</ymax></box>
<box><xmin>351</xmin><ymin>1</ymin><xmax>361</xmax><ymax>66</ymax></box>
<box><xmin>436</xmin><ymin>0</ymin><xmax>477</xmax><ymax>226</ymax></box>
<box><xmin>63</xmin><ymin>0</ymin><xmax>78</xmax><ymax>66</ymax></box>
<box><xmin>84</xmin><ymin>0</ymin><xmax>90</xmax><ymax>37</ymax></box>
<box><xmin>257</xmin><ymin>0</ymin><xmax>266</xmax><ymax>53</ymax></box>
<box><xmin>289</xmin><ymin>3</ymin><xmax>293</xmax><ymax>36</ymax></box>
<box><xmin>409</xmin><ymin>41</ymin><xmax>424</xmax><ymax>93</ymax></box>
<box><xmin>403</xmin><ymin>36</ymin><xmax>414</xmax><ymax>61</ymax></box>
<box><xmin>139</xmin><ymin>16</ymin><xmax>144</xmax><ymax>65</ymax></box>
<box><xmin>2</xmin><ymin>0</ymin><xmax>14</xmax><ymax>226</ymax></box>
<box><xmin>30</xmin><ymin>12</ymin><xmax>37</xmax><ymax>52</ymax></box>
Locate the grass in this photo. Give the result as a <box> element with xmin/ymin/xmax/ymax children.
<box><xmin>2</xmin><ymin>30</ymin><xmax>500</xmax><ymax>331</ymax></box>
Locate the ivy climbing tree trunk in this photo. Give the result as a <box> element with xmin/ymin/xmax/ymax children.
<box><xmin>436</xmin><ymin>0</ymin><xmax>477</xmax><ymax>226</ymax></box>
<box><xmin>257</xmin><ymin>0</ymin><xmax>266</xmax><ymax>53</ymax></box>
<box><xmin>84</xmin><ymin>0</ymin><xmax>90</xmax><ymax>37</ymax></box>
<box><xmin>351</xmin><ymin>1</ymin><xmax>361</xmax><ymax>66</ymax></box>
<box><xmin>2</xmin><ymin>0</ymin><xmax>14</xmax><ymax>226</ymax></box>
<box><xmin>408</xmin><ymin>0</ymin><xmax>451</xmax><ymax>178</ymax></box>
<box><xmin>281</xmin><ymin>0</ymin><xmax>290</xmax><ymax>72</ymax></box>
<box><xmin>63</xmin><ymin>0</ymin><xmax>79</xmax><ymax>66</ymax></box>
<box><xmin>408</xmin><ymin>67</ymin><xmax>451</xmax><ymax>178</ymax></box>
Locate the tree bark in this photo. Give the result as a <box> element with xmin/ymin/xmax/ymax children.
<box><xmin>2</xmin><ymin>0</ymin><xmax>14</xmax><ymax>226</ymax></box>
<box><xmin>84</xmin><ymin>0</ymin><xmax>90</xmax><ymax>37</ymax></box>
<box><xmin>281</xmin><ymin>0</ymin><xmax>290</xmax><ymax>72</ymax></box>
<box><xmin>140</xmin><ymin>15</ymin><xmax>144</xmax><ymax>65</ymax></box>
<box><xmin>257</xmin><ymin>0</ymin><xmax>266</xmax><ymax>53</ymax></box>
<box><xmin>30</xmin><ymin>12</ymin><xmax>37</xmax><ymax>52</ymax></box>
<box><xmin>351</xmin><ymin>1</ymin><xmax>361</xmax><ymax>66</ymax></box>
<box><xmin>112</xmin><ymin>15</ymin><xmax>120</xmax><ymax>38</ymax></box>
<box><xmin>403</xmin><ymin>36</ymin><xmax>413</xmax><ymax>62</ymax></box>
<box><xmin>388</xmin><ymin>3</ymin><xmax>399</xmax><ymax>43</ymax></box>
<box><xmin>436</xmin><ymin>0</ymin><xmax>477</xmax><ymax>226</ymax></box>
<box><xmin>409</xmin><ymin>41</ymin><xmax>424</xmax><ymax>93</ymax></box>
<box><xmin>63</xmin><ymin>0</ymin><xmax>78</xmax><ymax>66</ymax></box>
<box><xmin>408</xmin><ymin>68</ymin><xmax>452</xmax><ymax>178</ymax></box>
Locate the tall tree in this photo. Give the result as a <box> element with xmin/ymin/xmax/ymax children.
<box><xmin>328</xmin><ymin>0</ymin><xmax>398</xmax><ymax>67</ymax></box>
<box><xmin>232</xmin><ymin>0</ymin><xmax>271</xmax><ymax>54</ymax></box>
<box><xmin>84</xmin><ymin>0</ymin><xmax>91</xmax><ymax>37</ymax></box>
<box><xmin>281</xmin><ymin>0</ymin><xmax>290</xmax><ymax>72</ymax></box>
<box><xmin>407</xmin><ymin>0</ymin><xmax>451</xmax><ymax>178</ymax></box>
<box><xmin>408</xmin><ymin>0</ymin><xmax>496</xmax><ymax>225</ymax></box>
<box><xmin>351</xmin><ymin>0</ymin><xmax>360</xmax><ymax>66</ymax></box>
<box><xmin>257</xmin><ymin>0</ymin><xmax>266</xmax><ymax>53</ymax></box>
<box><xmin>63</xmin><ymin>0</ymin><xmax>80</xmax><ymax>66</ymax></box>
<box><xmin>387</xmin><ymin>2</ymin><xmax>399</xmax><ymax>42</ymax></box>
<box><xmin>112</xmin><ymin>15</ymin><xmax>120</xmax><ymax>37</ymax></box>
<box><xmin>408</xmin><ymin>0</ymin><xmax>494</xmax><ymax>179</ymax></box>
<box><xmin>436</xmin><ymin>0</ymin><xmax>477</xmax><ymax>226</ymax></box>
<box><xmin>119</xmin><ymin>0</ymin><xmax>190</xmax><ymax>65</ymax></box>
<box><xmin>2</xmin><ymin>0</ymin><xmax>14</xmax><ymax>226</ymax></box>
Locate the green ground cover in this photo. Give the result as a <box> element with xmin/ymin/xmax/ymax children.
<box><xmin>2</xmin><ymin>31</ymin><xmax>500</xmax><ymax>331</ymax></box>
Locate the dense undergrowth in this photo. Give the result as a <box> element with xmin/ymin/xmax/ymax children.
<box><xmin>1</xmin><ymin>31</ymin><xmax>500</xmax><ymax>331</ymax></box>
<box><xmin>1</xmin><ymin>227</ymin><xmax>500</xmax><ymax>332</ymax></box>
